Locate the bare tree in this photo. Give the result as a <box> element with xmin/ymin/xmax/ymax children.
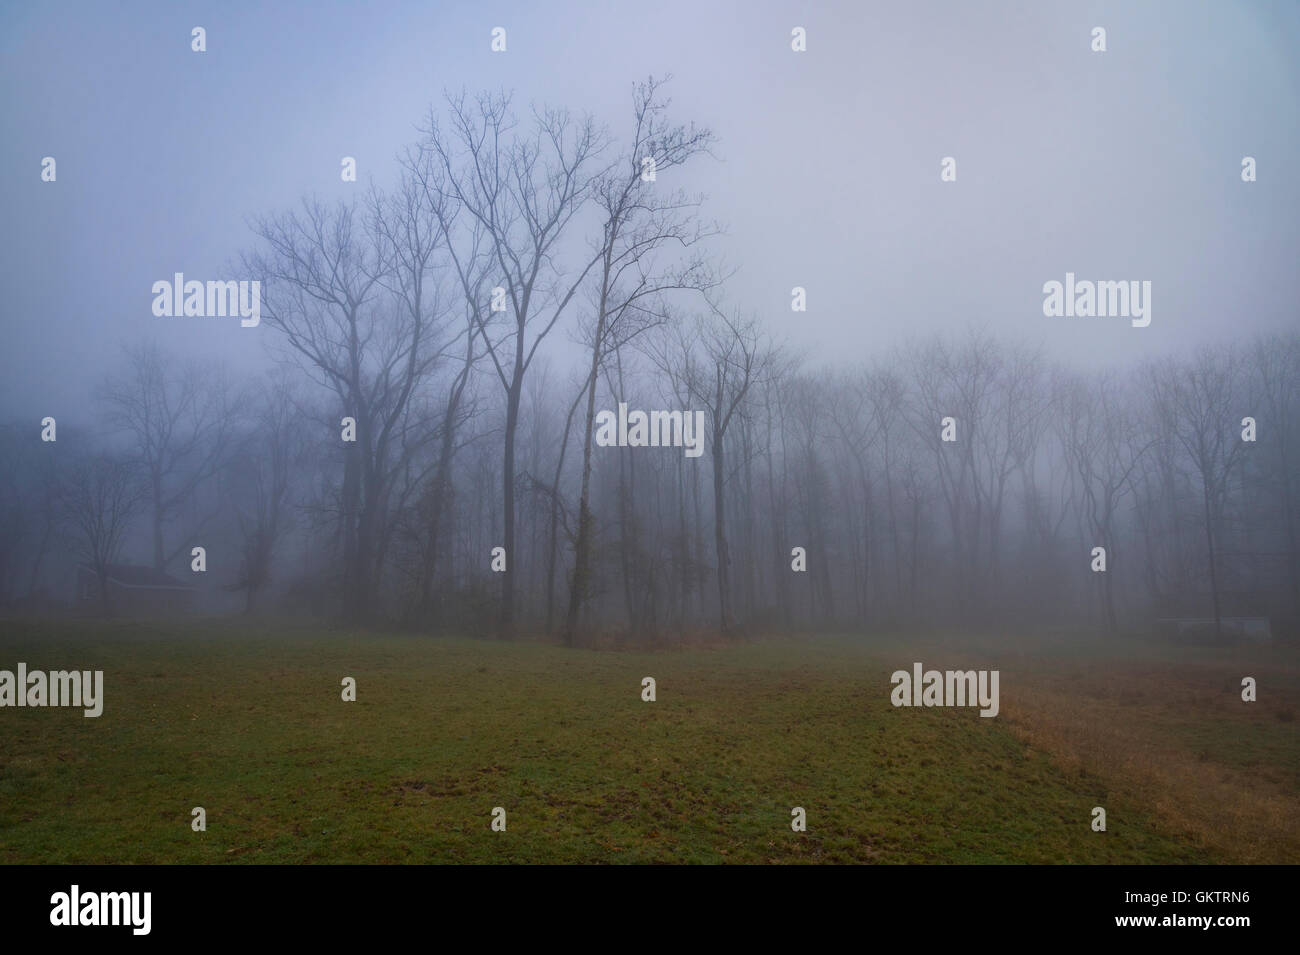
<box><xmin>420</xmin><ymin>90</ymin><xmax>612</xmax><ymax>638</ymax></box>
<box><xmin>62</xmin><ymin>453</ymin><xmax>143</xmax><ymax>615</ymax></box>
<box><xmin>658</xmin><ymin>308</ymin><xmax>769</xmax><ymax>631</ymax></box>
<box><xmin>1249</xmin><ymin>333</ymin><xmax>1300</xmax><ymax>616</ymax></box>
<box><xmin>564</xmin><ymin>75</ymin><xmax>720</xmax><ymax>645</ymax></box>
<box><xmin>246</xmin><ymin>187</ymin><xmax>451</xmax><ymax>622</ymax></box>
<box><xmin>100</xmin><ymin>342</ymin><xmax>235</xmax><ymax>573</ymax></box>
<box><xmin>904</xmin><ymin>334</ymin><xmax>989</xmax><ymax>613</ymax></box>
<box><xmin>399</xmin><ymin>140</ymin><xmax>494</xmax><ymax>624</ymax></box>
<box><xmin>228</xmin><ymin>373</ymin><xmax>302</xmax><ymax>613</ymax></box>
<box><xmin>0</xmin><ymin>428</ymin><xmax>32</xmax><ymax>604</ymax></box>
<box><xmin>1150</xmin><ymin>347</ymin><xmax>1247</xmax><ymax>640</ymax></box>
<box><xmin>1057</xmin><ymin>371</ymin><xmax>1152</xmax><ymax>631</ymax></box>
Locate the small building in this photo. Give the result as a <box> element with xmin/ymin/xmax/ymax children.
<box><xmin>76</xmin><ymin>563</ymin><xmax>197</xmax><ymax>615</ymax></box>
<box><xmin>1154</xmin><ymin>616</ymin><xmax>1273</xmax><ymax>644</ymax></box>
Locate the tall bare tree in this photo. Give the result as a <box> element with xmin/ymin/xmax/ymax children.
<box><xmin>657</xmin><ymin>308</ymin><xmax>769</xmax><ymax>631</ymax></box>
<box><xmin>420</xmin><ymin>90</ymin><xmax>613</xmax><ymax>638</ymax></box>
<box><xmin>246</xmin><ymin>189</ymin><xmax>450</xmax><ymax>622</ymax></box>
<box><xmin>1150</xmin><ymin>347</ymin><xmax>1247</xmax><ymax>640</ymax></box>
<box><xmin>1057</xmin><ymin>371</ymin><xmax>1152</xmax><ymax>631</ymax></box>
<box><xmin>564</xmin><ymin>76</ymin><xmax>719</xmax><ymax>645</ymax></box>
<box><xmin>228</xmin><ymin>373</ymin><xmax>302</xmax><ymax>613</ymax></box>
<box><xmin>62</xmin><ymin>452</ymin><xmax>143</xmax><ymax>615</ymax></box>
<box><xmin>100</xmin><ymin>342</ymin><xmax>235</xmax><ymax>573</ymax></box>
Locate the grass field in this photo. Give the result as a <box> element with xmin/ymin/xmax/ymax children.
<box><xmin>0</xmin><ymin>619</ymin><xmax>1295</xmax><ymax>864</ymax></box>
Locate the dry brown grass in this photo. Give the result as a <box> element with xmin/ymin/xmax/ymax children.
<box><xmin>939</xmin><ymin>635</ymin><xmax>1300</xmax><ymax>864</ymax></box>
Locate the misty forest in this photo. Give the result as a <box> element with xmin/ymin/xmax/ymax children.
<box><xmin>4</xmin><ymin>0</ymin><xmax>1300</xmax><ymax>878</ymax></box>
<box><xmin>3</xmin><ymin>80</ymin><xmax>1297</xmax><ymax>646</ymax></box>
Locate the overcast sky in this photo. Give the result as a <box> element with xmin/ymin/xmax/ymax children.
<box><xmin>3</xmin><ymin>0</ymin><xmax>1297</xmax><ymax>424</ymax></box>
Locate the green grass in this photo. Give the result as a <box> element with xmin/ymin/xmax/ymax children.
<box><xmin>0</xmin><ymin>620</ymin><xmax>1230</xmax><ymax>863</ymax></box>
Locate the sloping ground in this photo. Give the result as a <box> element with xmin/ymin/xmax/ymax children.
<box><xmin>936</xmin><ymin>633</ymin><xmax>1300</xmax><ymax>865</ymax></box>
<box><xmin>0</xmin><ymin>620</ymin><xmax>1262</xmax><ymax>864</ymax></box>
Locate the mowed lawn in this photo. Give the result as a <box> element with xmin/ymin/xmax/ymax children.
<box><xmin>0</xmin><ymin>619</ymin><xmax>1289</xmax><ymax>864</ymax></box>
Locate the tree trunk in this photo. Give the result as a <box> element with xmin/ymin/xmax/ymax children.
<box><xmin>565</xmin><ymin>347</ymin><xmax>603</xmax><ymax>645</ymax></box>
<box><xmin>712</xmin><ymin>426</ymin><xmax>731</xmax><ymax>631</ymax></box>
<box><xmin>1202</xmin><ymin>478</ymin><xmax>1223</xmax><ymax>641</ymax></box>
<box><xmin>500</xmin><ymin>375</ymin><xmax>522</xmax><ymax>639</ymax></box>
<box><xmin>151</xmin><ymin>468</ymin><xmax>165</xmax><ymax>572</ymax></box>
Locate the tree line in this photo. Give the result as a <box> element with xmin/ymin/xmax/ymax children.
<box><xmin>2</xmin><ymin>79</ymin><xmax>1296</xmax><ymax>642</ymax></box>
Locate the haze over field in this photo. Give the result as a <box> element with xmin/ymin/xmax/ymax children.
<box><xmin>0</xmin><ymin>1</ymin><xmax>1297</xmax><ymax>644</ymax></box>
<box><xmin>2</xmin><ymin>0</ymin><xmax>1298</xmax><ymax>420</ymax></box>
<box><xmin>0</xmin><ymin>0</ymin><xmax>1298</xmax><ymax>882</ymax></box>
